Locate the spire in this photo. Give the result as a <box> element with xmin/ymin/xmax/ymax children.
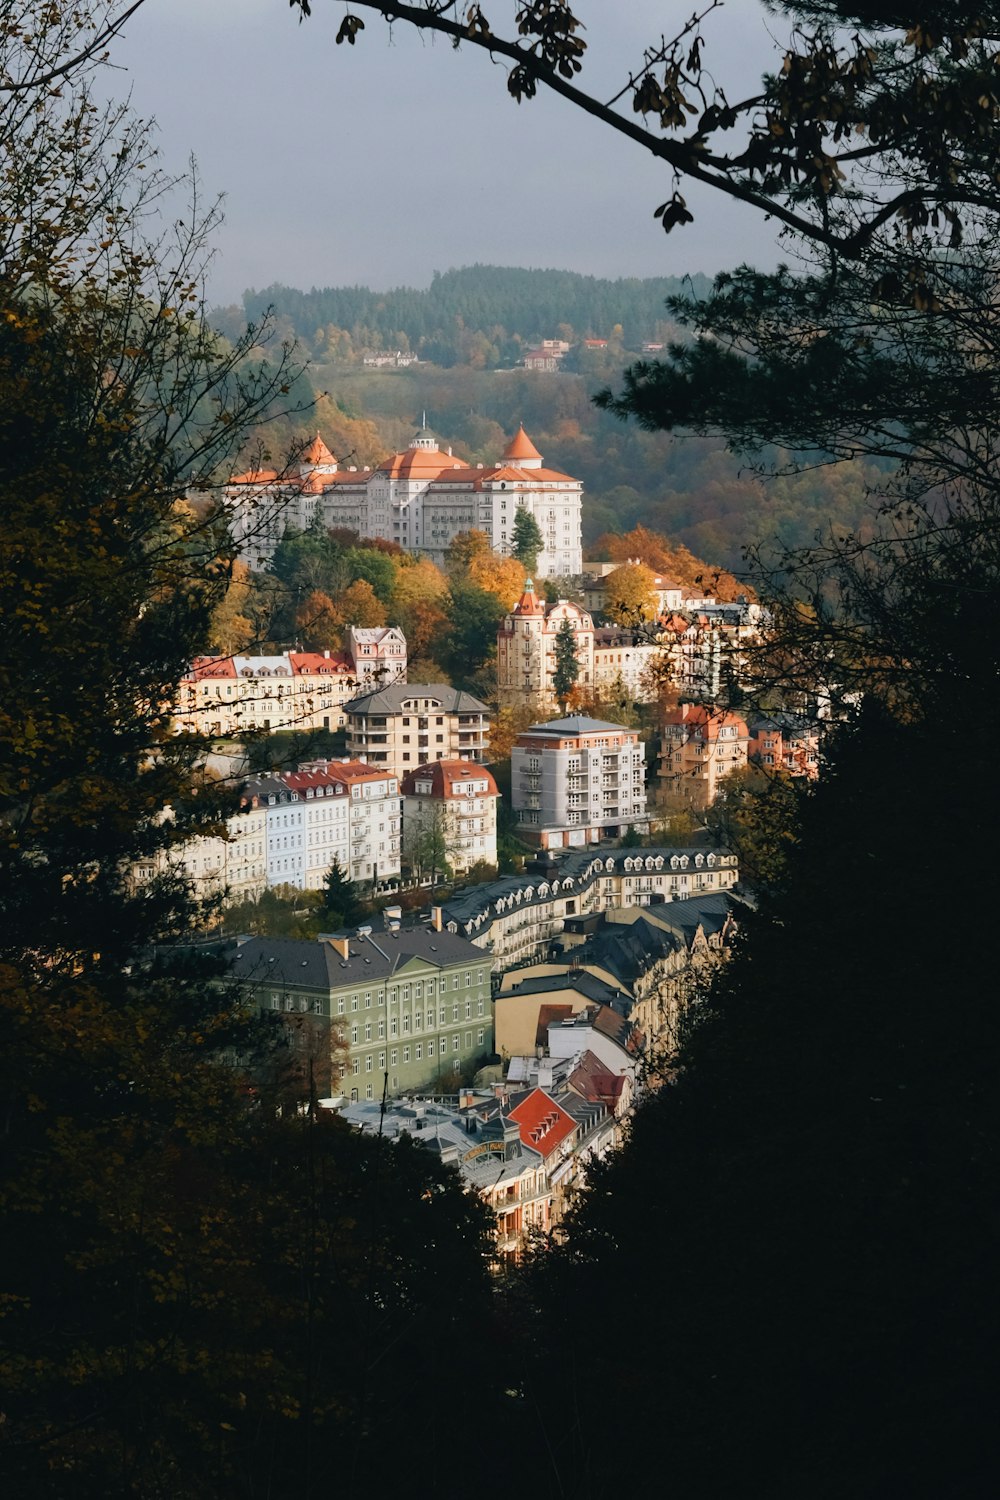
<box><xmin>503</xmin><ymin>424</ymin><xmax>543</xmax><ymax>468</ymax></box>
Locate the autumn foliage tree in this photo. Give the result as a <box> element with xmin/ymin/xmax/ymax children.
<box><xmin>602</xmin><ymin>561</ymin><xmax>658</xmax><ymax>627</ymax></box>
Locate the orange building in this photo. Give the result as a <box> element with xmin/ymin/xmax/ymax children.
<box><xmin>659</xmin><ymin>703</ymin><xmax>750</xmax><ymax>808</ymax></box>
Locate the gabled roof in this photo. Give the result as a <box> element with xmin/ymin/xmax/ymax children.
<box><xmin>567</xmin><ymin>1049</ymin><xmax>626</xmax><ymax>1107</ymax></box>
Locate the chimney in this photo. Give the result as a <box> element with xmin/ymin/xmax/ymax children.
<box><xmin>431</xmin><ymin>905</ymin><xmax>443</xmax><ymax>932</ymax></box>
<box><xmin>328</xmin><ymin>935</ymin><xmax>350</xmax><ymax>960</ymax></box>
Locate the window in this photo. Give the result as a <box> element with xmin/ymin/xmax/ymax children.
<box><xmin>351</xmin><ymin>996</ymin><xmax>358</xmax><ymax>1012</ymax></box>
<box><xmin>390</xmin><ymin>1049</ymin><xmax>398</xmax><ymax>1066</ymax></box>
<box><xmin>365</xmin><ymin>1056</ymin><xmax>373</xmax><ymax>1073</ymax></box>
<box><xmin>465</xmin><ymin>1000</ymin><xmax>472</xmax><ymax>1019</ymax></box>
<box><xmin>477</xmin><ymin>1028</ymin><xmax>485</xmax><ymax>1045</ymax></box>
<box><xmin>390</xmin><ymin>1017</ymin><xmax>398</xmax><ymax>1037</ymax></box>
<box><xmin>477</xmin><ymin>998</ymin><xmax>485</xmax><ymax>1017</ymax></box>
<box><xmin>403</xmin><ymin>1014</ymin><xmax>410</xmax><ymax>1033</ymax></box>
<box><xmin>352</xmin><ymin>1059</ymin><xmax>360</xmax><ymax>1076</ymax></box>
<box><xmin>365</xmin><ymin>1082</ymin><xmax>373</xmax><ymax>1100</ymax></box>
<box><xmin>378</xmin><ymin>1051</ymin><xmax>385</xmax><ymax>1069</ymax></box>
<box><xmin>403</xmin><ymin>1046</ymin><xmax>410</xmax><ymax>1063</ymax></box>
<box><xmin>351</xmin><ymin>1024</ymin><xmax>359</xmax><ymax>1044</ymax></box>
<box><xmin>465</xmin><ymin>972</ymin><xmax>471</xmax><ymax>987</ymax></box>
<box><xmin>453</xmin><ymin>976</ymin><xmax>460</xmax><ymax>990</ymax></box>
<box><xmin>452</xmin><ymin>1004</ymin><xmax>459</xmax><ymax>1022</ymax></box>
<box><xmin>377</xmin><ymin>1019</ymin><xmax>385</xmax><ymax>1039</ymax></box>
<box><xmin>270</xmin><ymin>996</ymin><xmax>280</xmax><ymax>1011</ymax></box>
<box><xmin>364</xmin><ymin>1022</ymin><xmax>372</xmax><ymax>1042</ymax></box>
<box><xmin>427</xmin><ymin>1041</ymin><xmax>435</xmax><ymax>1057</ymax></box>
<box><xmin>416</xmin><ymin>1043</ymin><xmax>423</xmax><ymax>1060</ymax></box>
<box><xmin>452</xmin><ymin>1036</ymin><xmax>460</xmax><ymax>1052</ymax></box>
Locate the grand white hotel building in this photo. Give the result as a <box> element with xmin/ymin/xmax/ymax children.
<box><xmin>225</xmin><ymin>425</ymin><xmax>583</xmax><ymax>577</ymax></box>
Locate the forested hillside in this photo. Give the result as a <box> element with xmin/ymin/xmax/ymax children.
<box><xmin>215</xmin><ymin>264</ymin><xmax>714</xmax><ymax>367</ymax></box>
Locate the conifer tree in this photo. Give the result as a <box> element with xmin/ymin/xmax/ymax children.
<box><xmin>551</xmin><ymin>617</ymin><xmax>581</xmax><ymax>712</ymax></box>
<box><xmin>511</xmin><ymin>505</ymin><xmax>543</xmax><ymax>574</ymax></box>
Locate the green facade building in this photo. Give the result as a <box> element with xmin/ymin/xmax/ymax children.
<box><xmin>231</xmin><ymin>927</ymin><xmax>493</xmax><ymax>1099</ymax></box>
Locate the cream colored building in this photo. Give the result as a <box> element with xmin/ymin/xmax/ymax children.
<box><xmin>400</xmin><ymin>761</ymin><xmax>499</xmax><ymax>877</ymax></box>
<box><xmin>345</xmin><ymin>684</ymin><xmax>490</xmax><ymax>776</ymax></box>
<box><xmin>175</xmin><ymin>652</ymin><xmax>359</xmax><ymax>737</ymax></box>
<box><xmin>438</xmin><ymin>846</ymin><xmax>739</xmax><ymax>966</ymax></box>
<box><xmin>225</xmin><ymin>425</ymin><xmax>583</xmax><ymax>576</ymax></box>
<box><xmin>497</xmin><ymin>582</ymin><xmax>665</xmax><ymax>711</ymax></box>
<box><xmin>134</xmin><ymin>797</ymin><xmax>268</xmax><ymax>904</ymax></box>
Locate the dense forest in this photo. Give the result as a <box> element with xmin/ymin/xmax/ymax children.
<box><xmin>216</xmin><ymin>266</ymin><xmax>885</xmax><ymax>578</ymax></box>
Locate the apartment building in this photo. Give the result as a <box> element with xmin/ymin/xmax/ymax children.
<box><xmin>175</xmin><ymin>650</ymin><xmax>359</xmax><ymax>737</ymax></box>
<box><xmin>511</xmin><ymin>715</ymin><xmax>648</xmax><ymax>848</ymax></box>
<box><xmin>134</xmin><ymin>796</ymin><xmax>268</xmax><ymax>904</ymax></box>
<box><xmin>400</xmin><ymin>760</ymin><xmax>499</xmax><ymax>877</ymax></box>
<box><xmin>748</xmin><ymin>711</ymin><xmax>822</xmax><ymax>779</ymax></box>
<box><xmin>344</xmin><ymin>684</ymin><xmax>490</xmax><ymax>775</ymax></box>
<box><xmin>438</xmin><ymin>845</ymin><xmax>739</xmax><ymax>966</ymax></box>
<box><xmin>659</xmin><ymin>704</ymin><xmax>750</xmax><ymax>808</ymax></box>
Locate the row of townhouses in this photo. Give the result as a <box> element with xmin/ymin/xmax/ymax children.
<box><xmin>174</xmin><ymin>626</ymin><xmax>407</xmax><ymax>737</ymax></box>
<box><xmin>149</xmin><ymin>757</ymin><xmax>501</xmax><ymax>902</ymax></box>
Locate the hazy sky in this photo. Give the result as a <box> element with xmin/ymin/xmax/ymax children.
<box><xmin>112</xmin><ymin>1</ymin><xmax>789</xmax><ymax>304</ymax></box>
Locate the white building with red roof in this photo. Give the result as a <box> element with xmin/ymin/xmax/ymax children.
<box><xmin>400</xmin><ymin>760</ymin><xmax>499</xmax><ymax>877</ymax></box>
<box><xmin>225</xmin><ymin>424</ymin><xmax>582</xmax><ymax>575</ymax></box>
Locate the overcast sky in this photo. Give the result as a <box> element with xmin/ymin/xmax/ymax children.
<box><xmin>112</xmin><ymin>1</ymin><xmax>789</xmax><ymax>304</ymax></box>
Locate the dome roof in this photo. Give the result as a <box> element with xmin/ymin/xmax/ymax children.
<box><xmin>513</xmin><ymin>579</ymin><xmax>546</xmax><ymax>616</ymax></box>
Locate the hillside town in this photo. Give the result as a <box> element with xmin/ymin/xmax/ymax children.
<box><xmin>157</xmin><ymin>423</ymin><xmax>826</xmax><ymax>1256</ymax></box>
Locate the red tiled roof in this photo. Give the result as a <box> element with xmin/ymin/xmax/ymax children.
<box><xmin>507</xmin><ymin>1088</ymin><xmax>577</xmax><ymax>1158</ymax></box>
<box><xmin>399</xmin><ymin>760</ymin><xmax>499</xmax><ymax>800</ymax></box>
<box><xmin>302</xmin><ymin>433</ymin><xmax>337</xmax><ymax>466</ymax></box>
<box><xmin>185</xmin><ymin>656</ymin><xmax>237</xmax><ymax>680</ymax></box>
<box><xmin>287</xmin><ymin>651</ymin><xmax>354</xmax><ymax>676</ymax></box>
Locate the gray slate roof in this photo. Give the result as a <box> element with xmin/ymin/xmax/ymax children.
<box><xmin>440</xmin><ymin>846</ymin><xmax>732</xmax><ymax>931</ymax></box>
<box><xmin>344</xmin><ymin>683</ymin><xmax>490</xmax><ymax>716</ymax></box>
<box><xmin>523</xmin><ymin>714</ymin><xmax>637</xmax><ymax>735</ymax></box>
<box><xmin>230</xmin><ymin>927</ymin><xmax>485</xmax><ymax>992</ymax></box>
